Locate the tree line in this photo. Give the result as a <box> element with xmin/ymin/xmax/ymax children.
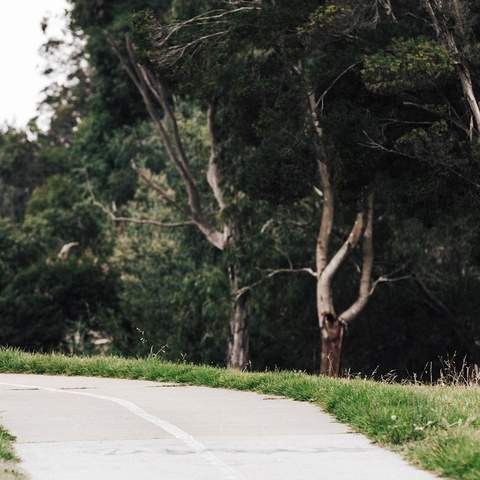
<box><xmin>0</xmin><ymin>0</ymin><xmax>479</xmax><ymax>377</ymax></box>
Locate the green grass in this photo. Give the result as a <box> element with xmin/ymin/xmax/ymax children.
<box><xmin>0</xmin><ymin>427</ymin><xmax>16</xmax><ymax>463</ymax></box>
<box><xmin>0</xmin><ymin>425</ymin><xmax>23</xmax><ymax>480</ymax></box>
<box><xmin>0</xmin><ymin>349</ymin><xmax>479</xmax><ymax>479</ymax></box>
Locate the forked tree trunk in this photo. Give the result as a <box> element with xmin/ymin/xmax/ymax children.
<box><xmin>320</xmin><ymin>313</ymin><xmax>344</xmax><ymax>377</ymax></box>
<box><xmin>314</xmin><ymin>187</ymin><xmax>374</xmax><ymax>377</ymax></box>
<box><xmin>305</xmin><ymin>65</ymin><xmax>375</xmax><ymax>378</ymax></box>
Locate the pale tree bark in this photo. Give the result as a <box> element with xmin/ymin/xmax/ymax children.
<box><xmin>372</xmin><ymin>0</ymin><xmax>398</xmax><ymax>23</ymax></box>
<box><xmin>307</xmin><ymin>85</ymin><xmax>376</xmax><ymax>377</ymax></box>
<box><xmin>228</xmin><ymin>265</ymin><xmax>250</xmax><ymax>370</ymax></box>
<box><xmin>107</xmin><ymin>34</ymin><xmax>252</xmax><ymax>369</ymax></box>
<box><xmin>339</xmin><ymin>191</ymin><xmax>375</xmax><ymax>324</ymax></box>
<box><xmin>316</xmin><ymin>191</ymin><xmax>374</xmax><ymax>377</ymax></box>
<box><xmin>317</xmin><ymin>208</ymin><xmax>368</xmax><ymax>377</ymax></box>
<box><xmin>424</xmin><ymin>0</ymin><xmax>480</xmax><ymax>137</ymax></box>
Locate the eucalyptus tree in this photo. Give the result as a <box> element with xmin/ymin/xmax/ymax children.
<box><xmin>92</xmin><ymin>0</ymin><xmax>385</xmax><ymax>376</ymax></box>
<box><xmin>69</xmin><ymin>1</ymin><xmax>267</xmax><ymax>368</ymax></box>
<box><xmin>108</xmin><ymin>33</ymin><xmax>253</xmax><ymax>368</ymax></box>
<box><xmin>66</xmin><ymin>0</ymin><xmax>480</xmax><ymax>375</ymax></box>
<box><xmin>123</xmin><ymin>1</ymin><xmax>389</xmax><ymax>376</ymax></box>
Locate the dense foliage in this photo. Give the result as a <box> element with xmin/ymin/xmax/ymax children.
<box><xmin>1</xmin><ymin>0</ymin><xmax>479</xmax><ymax>378</ymax></box>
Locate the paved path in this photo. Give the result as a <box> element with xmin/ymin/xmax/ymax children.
<box><xmin>0</xmin><ymin>374</ymin><xmax>437</xmax><ymax>480</ymax></box>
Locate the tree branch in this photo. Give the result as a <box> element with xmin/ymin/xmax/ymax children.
<box><xmin>320</xmin><ymin>212</ymin><xmax>365</xmax><ymax>288</ymax></box>
<box><xmin>402</xmin><ymin>101</ymin><xmax>469</xmax><ymax>135</ymax></box>
<box><xmin>150</xmin><ymin>6</ymin><xmax>259</xmax><ymax>67</ymax></box>
<box><xmin>111</xmin><ymin>216</ymin><xmax>194</xmax><ymax>228</ymax></box>
<box><xmin>369</xmin><ymin>274</ymin><xmax>412</xmax><ymax>296</ymax></box>
<box><xmin>90</xmin><ymin>192</ymin><xmax>192</xmax><ymax>229</ymax></box>
<box><xmin>108</xmin><ymin>33</ymin><xmax>228</xmax><ymax>250</ymax></box>
<box><xmin>235</xmin><ymin>267</ymin><xmax>317</xmax><ymax>300</ymax></box>
<box><xmin>340</xmin><ymin>191</ymin><xmax>375</xmax><ymax>323</ymax></box>
<box><xmin>317</xmin><ymin>62</ymin><xmax>361</xmax><ymax>113</ymax></box>
<box><xmin>131</xmin><ymin>160</ymin><xmax>190</xmax><ymax>216</ymax></box>
<box><xmin>138</xmin><ymin>66</ymin><xmax>199</xmax><ymax>192</ymax></box>
<box><xmin>206</xmin><ymin>101</ymin><xmax>227</xmax><ymax>212</ymax></box>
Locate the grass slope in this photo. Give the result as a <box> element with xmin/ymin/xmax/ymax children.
<box><xmin>0</xmin><ymin>349</ymin><xmax>479</xmax><ymax>480</ymax></box>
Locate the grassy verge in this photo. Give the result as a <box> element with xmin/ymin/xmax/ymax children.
<box><xmin>0</xmin><ymin>426</ymin><xmax>23</xmax><ymax>480</ymax></box>
<box><xmin>0</xmin><ymin>349</ymin><xmax>479</xmax><ymax>480</ymax></box>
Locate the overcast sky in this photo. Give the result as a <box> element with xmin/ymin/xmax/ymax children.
<box><xmin>0</xmin><ymin>0</ymin><xmax>68</xmax><ymax>128</ymax></box>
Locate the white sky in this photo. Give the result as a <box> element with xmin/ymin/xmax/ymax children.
<box><xmin>0</xmin><ymin>0</ymin><xmax>69</xmax><ymax>128</ymax></box>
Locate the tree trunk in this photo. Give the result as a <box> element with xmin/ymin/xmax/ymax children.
<box><xmin>320</xmin><ymin>313</ymin><xmax>344</xmax><ymax>377</ymax></box>
<box><xmin>307</xmin><ymin>73</ymin><xmax>375</xmax><ymax>378</ymax></box>
<box><xmin>228</xmin><ymin>291</ymin><xmax>250</xmax><ymax>370</ymax></box>
<box><xmin>227</xmin><ymin>263</ymin><xmax>250</xmax><ymax>369</ymax></box>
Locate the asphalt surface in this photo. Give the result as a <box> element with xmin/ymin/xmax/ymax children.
<box><xmin>0</xmin><ymin>374</ymin><xmax>437</xmax><ymax>480</ymax></box>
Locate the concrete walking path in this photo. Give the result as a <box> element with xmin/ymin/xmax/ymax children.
<box><xmin>0</xmin><ymin>374</ymin><xmax>437</xmax><ymax>480</ymax></box>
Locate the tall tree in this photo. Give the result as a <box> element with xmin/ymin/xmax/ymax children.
<box><xmin>59</xmin><ymin>0</ymin><xmax>480</xmax><ymax>376</ymax></box>
<box><xmin>103</xmin><ymin>2</ymin><xmax>384</xmax><ymax>375</ymax></box>
<box><xmin>87</xmin><ymin>4</ymin><xmax>262</xmax><ymax>368</ymax></box>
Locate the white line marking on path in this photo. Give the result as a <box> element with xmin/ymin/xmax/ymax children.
<box><xmin>0</xmin><ymin>381</ymin><xmax>245</xmax><ymax>480</ymax></box>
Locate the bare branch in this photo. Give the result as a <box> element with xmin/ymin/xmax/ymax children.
<box><xmin>265</xmin><ymin>267</ymin><xmax>318</xmax><ymax>278</ymax></box>
<box><xmin>138</xmin><ymin>66</ymin><xmax>197</xmax><ymax>188</ymax></box>
<box><xmin>116</xmin><ymin>35</ymin><xmax>188</xmax><ymax>177</ymax></box>
<box><xmin>91</xmin><ymin>193</ymin><xmax>192</xmax><ymax>229</ymax></box>
<box><xmin>131</xmin><ymin>161</ymin><xmax>190</xmax><ymax>216</ymax></box>
<box><xmin>106</xmin><ymin>34</ymin><xmax>145</xmax><ymax>94</ymax></box>
<box><xmin>86</xmin><ymin>171</ymin><xmax>193</xmax><ymax>230</ymax></box>
<box><xmin>150</xmin><ymin>6</ymin><xmax>259</xmax><ymax>67</ymax></box>
<box><xmin>369</xmin><ymin>274</ymin><xmax>412</xmax><ymax>296</ymax></box>
<box><xmin>58</xmin><ymin>242</ymin><xmax>79</xmax><ymax>261</ymax></box>
<box><xmin>235</xmin><ymin>267</ymin><xmax>317</xmax><ymax>300</ymax></box>
<box><xmin>321</xmin><ymin>213</ymin><xmax>365</xmax><ymax>287</ymax></box>
<box><xmin>403</xmin><ymin>101</ymin><xmax>469</xmax><ymax>135</ymax></box>
<box><xmin>317</xmin><ymin>62</ymin><xmax>361</xmax><ymax>113</ymax></box>
<box><xmin>362</xmin><ymin>131</ymin><xmax>480</xmax><ymax>193</ymax></box>
<box><xmin>108</xmin><ymin>33</ymin><xmax>228</xmax><ymax>250</ymax></box>
<box><xmin>361</xmin><ymin>131</ymin><xmax>417</xmax><ymax>159</ymax></box>
<box><xmin>340</xmin><ymin>191</ymin><xmax>375</xmax><ymax>323</ymax></box>
<box><xmin>111</xmin><ymin>216</ymin><xmax>194</xmax><ymax>228</ymax></box>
